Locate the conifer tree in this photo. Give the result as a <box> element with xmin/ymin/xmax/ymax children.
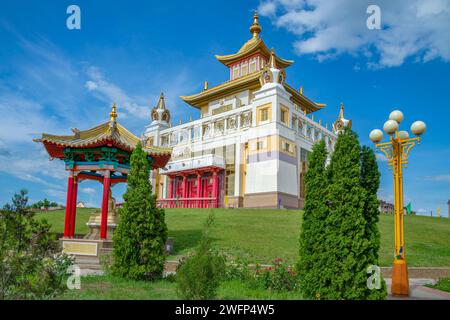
<box><xmin>360</xmin><ymin>146</ymin><xmax>387</xmax><ymax>299</ymax></box>
<box><xmin>323</xmin><ymin>128</ymin><xmax>371</xmax><ymax>299</ymax></box>
<box><xmin>112</xmin><ymin>142</ymin><xmax>168</xmax><ymax>280</ymax></box>
<box><xmin>297</xmin><ymin>140</ymin><xmax>329</xmax><ymax>299</ymax></box>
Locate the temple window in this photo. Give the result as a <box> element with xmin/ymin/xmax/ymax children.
<box><xmin>232</xmin><ymin>66</ymin><xmax>240</xmax><ymax>80</ymax></box>
<box><xmin>241</xmin><ymin>63</ymin><xmax>248</xmax><ymax>76</ymax></box>
<box><xmin>280</xmin><ymin>105</ymin><xmax>289</xmax><ymax>126</ymax></box>
<box><xmin>249</xmin><ymin>60</ymin><xmax>256</xmax><ymax>73</ymax></box>
<box><xmin>256</xmin><ymin>103</ymin><xmax>271</xmax><ymax>125</ymax></box>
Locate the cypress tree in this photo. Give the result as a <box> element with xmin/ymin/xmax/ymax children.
<box><xmin>360</xmin><ymin>146</ymin><xmax>387</xmax><ymax>299</ymax></box>
<box><xmin>112</xmin><ymin>142</ymin><xmax>168</xmax><ymax>280</ymax></box>
<box><xmin>323</xmin><ymin>128</ymin><xmax>370</xmax><ymax>299</ymax></box>
<box><xmin>297</xmin><ymin>140</ymin><xmax>329</xmax><ymax>299</ymax></box>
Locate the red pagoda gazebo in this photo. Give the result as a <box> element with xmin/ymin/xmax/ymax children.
<box><xmin>34</xmin><ymin>104</ymin><xmax>171</xmax><ymax>240</ymax></box>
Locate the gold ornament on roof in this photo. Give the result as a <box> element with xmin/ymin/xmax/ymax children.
<box><xmin>250</xmin><ymin>11</ymin><xmax>261</xmax><ymax>39</ymax></box>
<box><xmin>110</xmin><ymin>103</ymin><xmax>118</xmax><ymax>122</ymax></box>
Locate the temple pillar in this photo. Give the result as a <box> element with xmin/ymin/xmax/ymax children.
<box><xmin>182</xmin><ymin>175</ymin><xmax>187</xmax><ymax>208</ymax></box>
<box><xmin>212</xmin><ymin>171</ymin><xmax>218</xmax><ymax>208</ymax></box>
<box><xmin>64</xmin><ymin>174</ymin><xmax>74</xmax><ymax>237</ymax></box>
<box><xmin>69</xmin><ymin>175</ymin><xmax>78</xmax><ymax>237</ymax></box>
<box><xmin>168</xmin><ymin>176</ymin><xmax>173</xmax><ymax>208</ymax></box>
<box><xmin>100</xmin><ymin>171</ymin><xmax>111</xmax><ymax>240</ymax></box>
<box><xmin>196</xmin><ymin>173</ymin><xmax>202</xmax><ymax>208</ymax></box>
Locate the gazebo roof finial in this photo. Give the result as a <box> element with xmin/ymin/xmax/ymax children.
<box><xmin>110</xmin><ymin>102</ymin><xmax>118</xmax><ymax>122</ymax></box>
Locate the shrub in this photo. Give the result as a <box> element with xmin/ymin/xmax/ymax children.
<box><xmin>175</xmin><ymin>212</ymin><xmax>225</xmax><ymax>300</ymax></box>
<box><xmin>112</xmin><ymin>142</ymin><xmax>168</xmax><ymax>280</ymax></box>
<box><xmin>0</xmin><ymin>189</ymin><xmax>73</xmax><ymax>299</ymax></box>
<box><xmin>255</xmin><ymin>259</ymin><xmax>299</xmax><ymax>292</ymax></box>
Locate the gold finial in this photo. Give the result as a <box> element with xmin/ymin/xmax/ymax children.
<box><xmin>189</xmin><ymin>116</ymin><xmax>193</xmax><ymax>122</ymax></box>
<box><xmin>204</xmin><ymin>80</ymin><xmax>209</xmax><ymax>91</ymax></box>
<box><xmin>319</xmin><ymin>119</ymin><xmax>322</xmax><ymax>125</ymax></box>
<box><xmin>250</xmin><ymin>11</ymin><xmax>262</xmax><ymax>38</ymax></box>
<box><xmin>269</xmin><ymin>48</ymin><xmax>276</xmax><ymax>68</ymax></box>
<box><xmin>299</xmin><ymin>86</ymin><xmax>303</xmax><ymax>95</ymax></box>
<box><xmin>179</xmin><ymin>119</ymin><xmax>183</xmax><ymax>125</ymax></box>
<box><xmin>110</xmin><ymin>102</ymin><xmax>117</xmax><ymax>122</ymax></box>
<box><xmin>325</xmin><ymin>123</ymin><xmax>328</xmax><ymax>129</ymax></box>
<box><xmin>339</xmin><ymin>102</ymin><xmax>344</xmax><ymax>119</ymax></box>
<box><xmin>311</xmin><ymin>114</ymin><xmax>315</xmax><ymax>121</ymax></box>
<box><xmin>156</xmin><ymin>92</ymin><xmax>166</xmax><ymax>109</ymax></box>
<box><xmin>169</xmin><ymin>121</ymin><xmax>172</xmax><ymax>128</ymax></box>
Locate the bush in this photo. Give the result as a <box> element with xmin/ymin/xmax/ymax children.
<box><xmin>176</xmin><ymin>213</ymin><xmax>225</xmax><ymax>300</ymax></box>
<box><xmin>0</xmin><ymin>189</ymin><xmax>73</xmax><ymax>299</ymax></box>
<box><xmin>254</xmin><ymin>259</ymin><xmax>299</xmax><ymax>292</ymax></box>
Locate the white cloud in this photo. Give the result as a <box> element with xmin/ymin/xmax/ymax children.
<box><xmin>259</xmin><ymin>0</ymin><xmax>450</xmax><ymax>67</ymax></box>
<box><xmin>80</xmin><ymin>187</ymin><xmax>96</xmax><ymax>195</ymax></box>
<box><xmin>376</xmin><ymin>153</ymin><xmax>388</xmax><ymax>162</ymax></box>
<box><xmin>426</xmin><ymin>174</ymin><xmax>450</xmax><ymax>181</ymax></box>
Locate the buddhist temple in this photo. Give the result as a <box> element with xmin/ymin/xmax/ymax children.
<box><xmin>144</xmin><ymin>12</ymin><xmax>351</xmax><ymax>209</ymax></box>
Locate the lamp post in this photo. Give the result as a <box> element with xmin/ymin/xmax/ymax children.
<box><xmin>369</xmin><ymin>110</ymin><xmax>426</xmax><ymax>296</ymax></box>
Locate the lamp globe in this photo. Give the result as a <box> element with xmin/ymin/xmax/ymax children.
<box><xmin>411</xmin><ymin>121</ymin><xmax>426</xmax><ymax>136</ymax></box>
<box><xmin>369</xmin><ymin>129</ymin><xmax>383</xmax><ymax>143</ymax></box>
<box><xmin>397</xmin><ymin>130</ymin><xmax>410</xmax><ymax>140</ymax></box>
<box><xmin>389</xmin><ymin>110</ymin><xmax>404</xmax><ymax>123</ymax></box>
<box><xmin>383</xmin><ymin>120</ymin><xmax>398</xmax><ymax>135</ymax></box>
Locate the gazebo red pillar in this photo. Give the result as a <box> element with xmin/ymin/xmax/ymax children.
<box><xmin>64</xmin><ymin>174</ymin><xmax>74</xmax><ymax>237</ymax></box>
<box><xmin>69</xmin><ymin>175</ymin><xmax>78</xmax><ymax>237</ymax></box>
<box><xmin>100</xmin><ymin>171</ymin><xmax>111</xmax><ymax>240</ymax></box>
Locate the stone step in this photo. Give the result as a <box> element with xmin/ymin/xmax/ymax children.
<box><xmin>75</xmin><ymin>256</ymin><xmax>100</xmax><ymax>265</ymax></box>
<box><xmin>76</xmin><ymin>263</ymin><xmax>103</xmax><ymax>270</ymax></box>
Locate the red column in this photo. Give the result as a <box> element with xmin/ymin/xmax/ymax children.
<box><xmin>100</xmin><ymin>171</ymin><xmax>110</xmax><ymax>240</ymax></box>
<box><xmin>182</xmin><ymin>175</ymin><xmax>187</xmax><ymax>208</ymax></box>
<box><xmin>64</xmin><ymin>174</ymin><xmax>74</xmax><ymax>237</ymax></box>
<box><xmin>212</xmin><ymin>171</ymin><xmax>218</xmax><ymax>208</ymax></box>
<box><xmin>69</xmin><ymin>175</ymin><xmax>78</xmax><ymax>237</ymax></box>
<box><xmin>168</xmin><ymin>176</ymin><xmax>173</xmax><ymax>208</ymax></box>
<box><xmin>196</xmin><ymin>173</ymin><xmax>202</xmax><ymax>208</ymax></box>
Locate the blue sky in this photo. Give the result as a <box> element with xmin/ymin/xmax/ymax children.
<box><xmin>0</xmin><ymin>0</ymin><xmax>449</xmax><ymax>216</ymax></box>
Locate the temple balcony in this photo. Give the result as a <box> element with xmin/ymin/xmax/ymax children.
<box><xmin>162</xmin><ymin>154</ymin><xmax>226</xmax><ymax>175</ymax></box>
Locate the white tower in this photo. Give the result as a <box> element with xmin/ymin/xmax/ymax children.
<box><xmin>143</xmin><ymin>92</ymin><xmax>171</xmax><ymax>146</ymax></box>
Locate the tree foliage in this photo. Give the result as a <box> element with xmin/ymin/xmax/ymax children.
<box><xmin>111</xmin><ymin>142</ymin><xmax>168</xmax><ymax>280</ymax></box>
<box><xmin>298</xmin><ymin>129</ymin><xmax>387</xmax><ymax>299</ymax></box>
<box><xmin>297</xmin><ymin>140</ymin><xmax>329</xmax><ymax>299</ymax></box>
<box><xmin>0</xmin><ymin>189</ymin><xmax>73</xmax><ymax>299</ymax></box>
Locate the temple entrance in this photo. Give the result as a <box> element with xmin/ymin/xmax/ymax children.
<box><xmin>159</xmin><ymin>168</ymin><xmax>224</xmax><ymax>208</ymax></box>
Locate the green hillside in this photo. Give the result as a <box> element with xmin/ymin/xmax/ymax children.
<box><xmin>36</xmin><ymin>208</ymin><xmax>450</xmax><ymax>267</ymax></box>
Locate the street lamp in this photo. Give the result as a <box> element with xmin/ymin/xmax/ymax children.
<box><xmin>369</xmin><ymin>110</ymin><xmax>426</xmax><ymax>297</ymax></box>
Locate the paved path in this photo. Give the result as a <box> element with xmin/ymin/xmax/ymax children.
<box><xmin>386</xmin><ymin>278</ymin><xmax>450</xmax><ymax>300</ymax></box>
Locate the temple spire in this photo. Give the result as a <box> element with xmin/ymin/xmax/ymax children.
<box><xmin>110</xmin><ymin>102</ymin><xmax>117</xmax><ymax>122</ymax></box>
<box><xmin>156</xmin><ymin>92</ymin><xmax>166</xmax><ymax>109</ymax></box>
<box><xmin>249</xmin><ymin>11</ymin><xmax>262</xmax><ymax>39</ymax></box>
<box><xmin>269</xmin><ymin>48</ymin><xmax>277</xmax><ymax>68</ymax></box>
<box><xmin>339</xmin><ymin>102</ymin><xmax>345</xmax><ymax>119</ymax></box>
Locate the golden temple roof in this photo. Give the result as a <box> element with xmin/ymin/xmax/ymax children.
<box><xmin>34</xmin><ymin>104</ymin><xmax>171</xmax><ymax>157</ymax></box>
<box><xmin>215</xmin><ymin>12</ymin><xmax>293</xmax><ymax>68</ymax></box>
<box><xmin>181</xmin><ymin>70</ymin><xmax>324</xmax><ymax>113</ymax></box>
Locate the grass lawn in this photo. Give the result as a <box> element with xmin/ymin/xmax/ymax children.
<box><xmin>427</xmin><ymin>278</ymin><xmax>450</xmax><ymax>293</ymax></box>
<box><xmin>36</xmin><ymin>208</ymin><xmax>450</xmax><ymax>267</ymax></box>
<box><xmin>58</xmin><ymin>275</ymin><xmax>303</xmax><ymax>300</ymax></box>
